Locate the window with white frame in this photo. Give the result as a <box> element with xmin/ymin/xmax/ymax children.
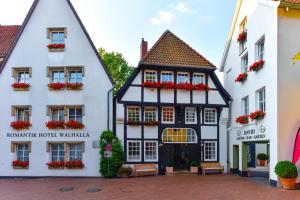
<box><xmin>241</xmin><ymin>96</ymin><xmax>249</xmax><ymax>115</ymax></box>
<box><xmin>51</xmin><ymin>107</ymin><xmax>64</xmax><ymax>121</ymax></box>
<box><xmin>204</xmin><ymin>108</ymin><xmax>217</xmax><ymax>124</ymax></box>
<box><xmin>177</xmin><ymin>72</ymin><xmax>189</xmax><ymax>84</ymax></box>
<box><xmin>256</xmin><ymin>38</ymin><xmax>265</xmax><ymax>60</ymax></box>
<box><xmin>144</xmin><ymin>71</ymin><xmax>157</xmax><ymax>82</ymax></box>
<box><xmin>144</xmin><ymin>141</ymin><xmax>158</xmax><ymax>162</ymax></box>
<box><xmin>161</xmin><ymin>71</ymin><xmax>173</xmax><ymax>83</ymax></box>
<box><xmin>17</xmin><ymin>70</ymin><xmax>30</xmax><ymax>84</ymax></box>
<box><xmin>144</xmin><ymin>107</ymin><xmax>157</xmax><ymax>122</ymax></box>
<box><xmin>162</xmin><ymin>128</ymin><xmax>197</xmax><ymax>143</ymax></box>
<box><xmin>185</xmin><ymin>107</ymin><xmax>197</xmax><ymax>124</ymax></box>
<box><xmin>241</xmin><ymin>54</ymin><xmax>248</xmax><ymax>73</ymax></box>
<box><xmin>204</xmin><ymin>141</ymin><xmax>217</xmax><ymax>161</ymax></box>
<box><xmin>69</xmin><ymin>143</ymin><xmax>83</xmax><ymax>161</ymax></box>
<box><xmin>192</xmin><ymin>73</ymin><xmax>204</xmax><ymax>85</ymax></box>
<box><xmin>68</xmin><ymin>107</ymin><xmax>83</xmax><ymax>123</ymax></box>
<box><xmin>51</xmin><ymin>70</ymin><xmax>65</xmax><ymax>83</ymax></box>
<box><xmin>127</xmin><ymin>141</ymin><xmax>141</xmax><ymax>162</ymax></box>
<box><xmin>162</xmin><ymin>107</ymin><xmax>174</xmax><ymax>123</ymax></box>
<box><xmin>51</xmin><ymin>143</ymin><xmax>65</xmax><ymax>162</ymax></box>
<box><xmin>16</xmin><ymin>107</ymin><xmax>30</xmax><ymax>122</ymax></box>
<box><xmin>50</xmin><ymin>31</ymin><xmax>65</xmax><ymax>44</ymax></box>
<box><xmin>256</xmin><ymin>87</ymin><xmax>266</xmax><ymax>112</ymax></box>
<box><xmin>127</xmin><ymin>107</ymin><xmax>140</xmax><ymax>122</ymax></box>
<box><xmin>16</xmin><ymin>143</ymin><xmax>29</xmax><ymax>162</ymax></box>
<box><xmin>68</xmin><ymin>69</ymin><xmax>83</xmax><ymax>83</ymax></box>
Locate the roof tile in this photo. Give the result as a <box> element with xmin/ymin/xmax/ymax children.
<box><xmin>0</xmin><ymin>25</ymin><xmax>20</xmax><ymax>58</ymax></box>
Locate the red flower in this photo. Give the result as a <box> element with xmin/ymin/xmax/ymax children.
<box><xmin>143</xmin><ymin>121</ymin><xmax>159</xmax><ymax>126</ymax></box>
<box><xmin>65</xmin><ymin>160</ymin><xmax>84</xmax><ymax>169</ymax></box>
<box><xmin>10</xmin><ymin>121</ymin><xmax>32</xmax><ymax>130</ymax></box>
<box><xmin>11</xmin><ymin>83</ymin><xmax>31</xmax><ymax>89</ymax></box>
<box><xmin>47</xmin><ymin>161</ymin><xmax>65</xmax><ymax>168</ymax></box>
<box><xmin>249</xmin><ymin>60</ymin><xmax>265</xmax><ymax>71</ymax></box>
<box><xmin>235</xmin><ymin>73</ymin><xmax>248</xmax><ymax>82</ymax></box>
<box><xmin>176</xmin><ymin>83</ymin><xmax>194</xmax><ymax>90</ymax></box>
<box><xmin>236</xmin><ymin>115</ymin><xmax>249</xmax><ymax>124</ymax></box>
<box><xmin>12</xmin><ymin>160</ymin><xmax>29</xmax><ymax>168</ymax></box>
<box><xmin>66</xmin><ymin>83</ymin><xmax>83</xmax><ymax>90</ymax></box>
<box><xmin>237</xmin><ymin>31</ymin><xmax>247</xmax><ymax>42</ymax></box>
<box><xmin>249</xmin><ymin>110</ymin><xmax>265</xmax><ymax>121</ymax></box>
<box><xmin>161</xmin><ymin>82</ymin><xmax>176</xmax><ymax>90</ymax></box>
<box><xmin>65</xmin><ymin>120</ymin><xmax>85</xmax><ymax>129</ymax></box>
<box><xmin>127</xmin><ymin>120</ymin><xmax>142</xmax><ymax>126</ymax></box>
<box><xmin>142</xmin><ymin>81</ymin><xmax>162</xmax><ymax>88</ymax></box>
<box><xmin>193</xmin><ymin>83</ymin><xmax>211</xmax><ymax>92</ymax></box>
<box><xmin>142</xmin><ymin>81</ymin><xmax>210</xmax><ymax>92</ymax></box>
<box><xmin>47</xmin><ymin>44</ymin><xmax>65</xmax><ymax>49</ymax></box>
<box><xmin>48</xmin><ymin>82</ymin><xmax>66</xmax><ymax>90</ymax></box>
<box><xmin>46</xmin><ymin>121</ymin><xmax>65</xmax><ymax>129</ymax></box>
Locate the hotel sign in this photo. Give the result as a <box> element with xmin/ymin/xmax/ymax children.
<box><xmin>6</xmin><ymin>132</ymin><xmax>90</xmax><ymax>138</ymax></box>
<box><xmin>236</xmin><ymin>125</ymin><xmax>266</xmax><ymax>141</ymax></box>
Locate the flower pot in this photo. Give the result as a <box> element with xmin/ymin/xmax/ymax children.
<box><xmin>279</xmin><ymin>177</ymin><xmax>297</xmax><ymax>190</ymax></box>
<box><xmin>190</xmin><ymin>167</ymin><xmax>198</xmax><ymax>174</ymax></box>
<box><xmin>259</xmin><ymin>159</ymin><xmax>266</xmax><ymax>166</ymax></box>
<box><xmin>166</xmin><ymin>167</ymin><xmax>173</xmax><ymax>174</ymax></box>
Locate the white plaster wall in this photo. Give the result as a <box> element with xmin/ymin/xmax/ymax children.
<box><xmin>122</xmin><ymin>86</ymin><xmax>141</xmax><ymax>102</ymax></box>
<box><xmin>208</xmin><ymin>91</ymin><xmax>226</xmax><ymax>105</ymax></box>
<box><xmin>193</xmin><ymin>91</ymin><xmax>206</xmax><ymax>104</ymax></box>
<box><xmin>220</xmin><ymin>108</ymin><xmax>229</xmax><ymax>173</ymax></box>
<box><xmin>208</xmin><ymin>77</ymin><xmax>217</xmax><ymax>89</ymax></box>
<box><xmin>144</xmin><ymin>88</ymin><xmax>158</xmax><ymax>102</ymax></box>
<box><xmin>161</xmin><ymin>90</ymin><xmax>174</xmax><ymax>103</ymax></box>
<box><xmin>132</xmin><ymin>71</ymin><xmax>142</xmax><ymax>85</ymax></box>
<box><xmin>201</xmin><ymin>126</ymin><xmax>218</xmax><ymax>139</ymax></box>
<box><xmin>144</xmin><ymin>127</ymin><xmax>158</xmax><ymax>139</ymax></box>
<box><xmin>177</xmin><ymin>90</ymin><xmax>190</xmax><ymax>103</ymax></box>
<box><xmin>127</xmin><ymin>126</ymin><xmax>142</xmax><ymax>138</ymax></box>
<box><xmin>0</xmin><ymin>0</ymin><xmax>112</xmax><ymax>177</ymax></box>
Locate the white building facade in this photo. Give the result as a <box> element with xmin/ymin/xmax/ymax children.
<box><xmin>0</xmin><ymin>0</ymin><xmax>113</xmax><ymax>177</ymax></box>
<box><xmin>221</xmin><ymin>0</ymin><xmax>300</xmax><ymax>186</ymax></box>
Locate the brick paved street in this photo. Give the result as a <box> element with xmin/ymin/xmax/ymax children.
<box><xmin>1</xmin><ymin>175</ymin><xmax>300</xmax><ymax>200</ymax></box>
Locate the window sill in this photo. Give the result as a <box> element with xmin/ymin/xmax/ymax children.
<box><xmin>48</xmin><ymin>166</ymin><xmax>65</xmax><ymax>170</ymax></box>
<box><xmin>13</xmin><ymin>87</ymin><xmax>30</xmax><ymax>91</ymax></box>
<box><xmin>13</xmin><ymin>166</ymin><xmax>29</xmax><ymax>170</ymax></box>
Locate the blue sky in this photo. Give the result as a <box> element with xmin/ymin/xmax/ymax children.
<box><xmin>0</xmin><ymin>0</ymin><xmax>237</xmax><ymax>70</ymax></box>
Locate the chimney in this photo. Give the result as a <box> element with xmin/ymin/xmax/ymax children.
<box><xmin>140</xmin><ymin>38</ymin><xmax>148</xmax><ymax>60</ymax></box>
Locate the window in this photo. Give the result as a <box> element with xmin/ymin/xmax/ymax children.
<box><xmin>162</xmin><ymin>128</ymin><xmax>197</xmax><ymax>143</ymax></box>
<box><xmin>68</xmin><ymin>107</ymin><xmax>83</xmax><ymax>123</ymax></box>
<box><xmin>144</xmin><ymin>71</ymin><xmax>157</xmax><ymax>82</ymax></box>
<box><xmin>51</xmin><ymin>143</ymin><xmax>65</xmax><ymax>162</ymax></box>
<box><xmin>256</xmin><ymin>38</ymin><xmax>265</xmax><ymax>60</ymax></box>
<box><xmin>239</xmin><ymin>17</ymin><xmax>247</xmax><ymax>33</ymax></box>
<box><xmin>177</xmin><ymin>72</ymin><xmax>189</xmax><ymax>84</ymax></box>
<box><xmin>144</xmin><ymin>107</ymin><xmax>157</xmax><ymax>122</ymax></box>
<box><xmin>47</xmin><ymin>28</ymin><xmax>66</xmax><ymax>44</ymax></box>
<box><xmin>256</xmin><ymin>87</ymin><xmax>266</xmax><ymax>112</ymax></box>
<box><xmin>51</xmin><ymin>70</ymin><xmax>65</xmax><ymax>83</ymax></box>
<box><xmin>16</xmin><ymin>143</ymin><xmax>29</xmax><ymax>162</ymax></box>
<box><xmin>16</xmin><ymin>107</ymin><xmax>30</xmax><ymax>121</ymax></box>
<box><xmin>239</xmin><ymin>17</ymin><xmax>247</xmax><ymax>53</ymax></box>
<box><xmin>162</xmin><ymin>107</ymin><xmax>174</xmax><ymax>123</ymax></box>
<box><xmin>192</xmin><ymin>73</ymin><xmax>204</xmax><ymax>85</ymax></box>
<box><xmin>69</xmin><ymin>143</ymin><xmax>83</xmax><ymax>161</ymax></box>
<box><xmin>127</xmin><ymin>141</ymin><xmax>141</xmax><ymax>162</ymax></box>
<box><xmin>51</xmin><ymin>107</ymin><xmax>64</xmax><ymax>121</ymax></box>
<box><xmin>241</xmin><ymin>54</ymin><xmax>248</xmax><ymax>73</ymax></box>
<box><xmin>204</xmin><ymin>108</ymin><xmax>217</xmax><ymax>124</ymax></box>
<box><xmin>144</xmin><ymin>141</ymin><xmax>158</xmax><ymax>162</ymax></box>
<box><xmin>239</xmin><ymin>40</ymin><xmax>247</xmax><ymax>53</ymax></box>
<box><xmin>241</xmin><ymin>96</ymin><xmax>249</xmax><ymax>115</ymax></box>
<box><xmin>12</xmin><ymin>68</ymin><xmax>31</xmax><ymax>84</ymax></box>
<box><xmin>204</xmin><ymin>141</ymin><xmax>217</xmax><ymax>161</ymax></box>
<box><xmin>68</xmin><ymin>69</ymin><xmax>83</xmax><ymax>83</ymax></box>
<box><xmin>161</xmin><ymin>71</ymin><xmax>173</xmax><ymax>83</ymax></box>
<box><xmin>185</xmin><ymin>107</ymin><xmax>197</xmax><ymax>124</ymax></box>
<box><xmin>127</xmin><ymin>107</ymin><xmax>140</xmax><ymax>122</ymax></box>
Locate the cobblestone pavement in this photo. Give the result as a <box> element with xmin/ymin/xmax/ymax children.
<box><xmin>1</xmin><ymin>174</ymin><xmax>300</xmax><ymax>200</ymax></box>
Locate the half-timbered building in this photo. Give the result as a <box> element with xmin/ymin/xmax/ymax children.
<box><xmin>115</xmin><ymin>30</ymin><xmax>230</xmax><ymax>173</ymax></box>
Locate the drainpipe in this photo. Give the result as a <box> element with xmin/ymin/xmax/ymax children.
<box><xmin>227</xmin><ymin>99</ymin><xmax>233</xmax><ymax>171</ymax></box>
<box><xmin>107</xmin><ymin>87</ymin><xmax>114</xmax><ymax>131</ymax></box>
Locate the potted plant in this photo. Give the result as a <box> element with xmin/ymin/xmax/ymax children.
<box><xmin>257</xmin><ymin>153</ymin><xmax>269</xmax><ymax>166</ymax></box>
<box><xmin>275</xmin><ymin>160</ymin><xmax>298</xmax><ymax>190</ymax></box>
<box><xmin>166</xmin><ymin>161</ymin><xmax>173</xmax><ymax>174</ymax></box>
<box><xmin>190</xmin><ymin>161</ymin><xmax>198</xmax><ymax>174</ymax></box>
<box><xmin>118</xmin><ymin>166</ymin><xmax>133</xmax><ymax>178</ymax></box>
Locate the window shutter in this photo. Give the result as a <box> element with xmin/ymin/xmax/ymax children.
<box><xmin>12</xmin><ymin>68</ymin><xmax>17</xmax><ymax>78</ymax></box>
<box><xmin>11</xmin><ymin>106</ymin><xmax>16</xmax><ymax>116</ymax></box>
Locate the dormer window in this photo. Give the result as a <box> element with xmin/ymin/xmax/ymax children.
<box><xmin>47</xmin><ymin>28</ymin><xmax>67</xmax><ymax>51</ymax></box>
<box><xmin>144</xmin><ymin>71</ymin><xmax>157</xmax><ymax>82</ymax></box>
<box><xmin>177</xmin><ymin>72</ymin><xmax>189</xmax><ymax>84</ymax></box>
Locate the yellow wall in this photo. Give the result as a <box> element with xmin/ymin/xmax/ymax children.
<box><xmin>278</xmin><ymin>7</ymin><xmax>300</xmax><ymax>19</ymax></box>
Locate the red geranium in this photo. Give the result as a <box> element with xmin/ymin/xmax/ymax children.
<box><xmin>47</xmin><ymin>44</ymin><xmax>65</xmax><ymax>49</ymax></box>
<box><xmin>12</xmin><ymin>160</ymin><xmax>29</xmax><ymax>168</ymax></box>
<box><xmin>236</xmin><ymin>115</ymin><xmax>249</xmax><ymax>124</ymax></box>
<box><xmin>11</xmin><ymin>83</ymin><xmax>31</xmax><ymax>89</ymax></box>
<box><xmin>127</xmin><ymin>120</ymin><xmax>142</xmax><ymax>126</ymax></box>
<box><xmin>143</xmin><ymin>121</ymin><xmax>159</xmax><ymax>126</ymax></box>
<box><xmin>176</xmin><ymin>83</ymin><xmax>194</xmax><ymax>90</ymax></box>
<box><xmin>249</xmin><ymin>110</ymin><xmax>265</xmax><ymax>121</ymax></box>
<box><xmin>47</xmin><ymin>161</ymin><xmax>65</xmax><ymax>168</ymax></box>
<box><xmin>65</xmin><ymin>160</ymin><xmax>84</xmax><ymax>169</ymax></box>
<box><xmin>235</xmin><ymin>72</ymin><xmax>248</xmax><ymax>82</ymax></box>
<box><xmin>48</xmin><ymin>82</ymin><xmax>66</xmax><ymax>90</ymax></box>
<box><xmin>65</xmin><ymin>120</ymin><xmax>85</xmax><ymax>129</ymax></box>
<box><xmin>142</xmin><ymin>81</ymin><xmax>162</xmax><ymax>88</ymax></box>
<box><xmin>237</xmin><ymin>31</ymin><xmax>247</xmax><ymax>42</ymax></box>
<box><xmin>46</xmin><ymin>121</ymin><xmax>65</xmax><ymax>129</ymax></box>
<box><xmin>66</xmin><ymin>83</ymin><xmax>83</xmax><ymax>90</ymax></box>
<box><xmin>10</xmin><ymin>121</ymin><xmax>31</xmax><ymax>130</ymax></box>
<box><xmin>193</xmin><ymin>83</ymin><xmax>210</xmax><ymax>92</ymax></box>
<box><xmin>249</xmin><ymin>60</ymin><xmax>265</xmax><ymax>71</ymax></box>
<box><xmin>161</xmin><ymin>82</ymin><xmax>176</xmax><ymax>90</ymax></box>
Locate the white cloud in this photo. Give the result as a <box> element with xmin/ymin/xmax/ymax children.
<box><xmin>174</xmin><ymin>2</ymin><xmax>192</xmax><ymax>14</ymax></box>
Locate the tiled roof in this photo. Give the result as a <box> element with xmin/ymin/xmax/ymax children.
<box><xmin>280</xmin><ymin>0</ymin><xmax>300</xmax><ymax>4</ymax></box>
<box><xmin>0</xmin><ymin>25</ymin><xmax>20</xmax><ymax>58</ymax></box>
<box><xmin>140</xmin><ymin>30</ymin><xmax>215</xmax><ymax>69</ymax></box>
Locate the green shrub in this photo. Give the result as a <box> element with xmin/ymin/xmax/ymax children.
<box><xmin>191</xmin><ymin>161</ymin><xmax>198</xmax><ymax>167</ymax></box>
<box><xmin>166</xmin><ymin>161</ymin><xmax>173</xmax><ymax>167</ymax></box>
<box><xmin>275</xmin><ymin>161</ymin><xmax>298</xmax><ymax>178</ymax></box>
<box><xmin>257</xmin><ymin>153</ymin><xmax>269</xmax><ymax>160</ymax></box>
<box><xmin>118</xmin><ymin>167</ymin><xmax>133</xmax><ymax>177</ymax></box>
<box><xmin>99</xmin><ymin>131</ymin><xmax>124</xmax><ymax>178</ymax></box>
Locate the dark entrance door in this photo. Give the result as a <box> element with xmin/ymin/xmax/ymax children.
<box><xmin>173</xmin><ymin>144</ymin><xmax>189</xmax><ymax>170</ymax></box>
<box><xmin>247</xmin><ymin>143</ymin><xmax>256</xmax><ymax>168</ymax></box>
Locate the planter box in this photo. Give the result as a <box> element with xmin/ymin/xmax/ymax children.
<box><xmin>166</xmin><ymin>167</ymin><xmax>173</xmax><ymax>174</ymax></box>
<box><xmin>13</xmin><ymin>166</ymin><xmax>29</xmax><ymax>170</ymax></box>
<box><xmin>252</xmin><ymin>63</ymin><xmax>264</xmax><ymax>72</ymax></box>
<box><xmin>190</xmin><ymin>167</ymin><xmax>198</xmax><ymax>174</ymax></box>
<box><xmin>13</xmin><ymin>87</ymin><xmax>30</xmax><ymax>91</ymax></box>
<box><xmin>48</xmin><ymin>166</ymin><xmax>64</xmax><ymax>169</ymax></box>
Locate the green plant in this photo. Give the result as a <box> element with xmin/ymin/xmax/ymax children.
<box><xmin>166</xmin><ymin>161</ymin><xmax>173</xmax><ymax>167</ymax></box>
<box><xmin>275</xmin><ymin>161</ymin><xmax>298</xmax><ymax>178</ymax></box>
<box><xmin>257</xmin><ymin>153</ymin><xmax>269</xmax><ymax>161</ymax></box>
<box><xmin>99</xmin><ymin>131</ymin><xmax>125</xmax><ymax>178</ymax></box>
<box><xmin>118</xmin><ymin>167</ymin><xmax>133</xmax><ymax>177</ymax></box>
<box><xmin>191</xmin><ymin>161</ymin><xmax>198</xmax><ymax>167</ymax></box>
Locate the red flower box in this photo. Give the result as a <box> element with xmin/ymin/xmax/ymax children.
<box><xmin>249</xmin><ymin>110</ymin><xmax>265</xmax><ymax>121</ymax></box>
<box><xmin>65</xmin><ymin>160</ymin><xmax>84</xmax><ymax>169</ymax></box>
<box><xmin>142</xmin><ymin>81</ymin><xmax>210</xmax><ymax>91</ymax></box>
<box><xmin>176</xmin><ymin>83</ymin><xmax>194</xmax><ymax>90</ymax></box>
<box><xmin>12</xmin><ymin>160</ymin><xmax>29</xmax><ymax>168</ymax></box>
<box><xmin>11</xmin><ymin>83</ymin><xmax>31</xmax><ymax>89</ymax></box>
<box><xmin>237</xmin><ymin>31</ymin><xmax>247</xmax><ymax>42</ymax></box>
<box><xmin>249</xmin><ymin>60</ymin><xmax>265</xmax><ymax>72</ymax></box>
<box><xmin>161</xmin><ymin>82</ymin><xmax>176</xmax><ymax>90</ymax></box>
<box><xmin>46</xmin><ymin>121</ymin><xmax>65</xmax><ymax>129</ymax></box>
<box><xmin>66</xmin><ymin>83</ymin><xmax>83</xmax><ymax>90</ymax></box>
<box><xmin>235</xmin><ymin>73</ymin><xmax>248</xmax><ymax>83</ymax></box>
<box><xmin>47</xmin><ymin>44</ymin><xmax>65</xmax><ymax>49</ymax></box>
<box><xmin>48</xmin><ymin>83</ymin><xmax>66</xmax><ymax>90</ymax></box>
<box><xmin>236</xmin><ymin>115</ymin><xmax>249</xmax><ymax>124</ymax></box>
<box><xmin>47</xmin><ymin>161</ymin><xmax>65</xmax><ymax>168</ymax></box>
<box><xmin>143</xmin><ymin>121</ymin><xmax>159</xmax><ymax>126</ymax></box>
<box><xmin>10</xmin><ymin>121</ymin><xmax>32</xmax><ymax>130</ymax></box>
<box><xmin>142</xmin><ymin>81</ymin><xmax>162</xmax><ymax>88</ymax></box>
<box><xmin>65</xmin><ymin>120</ymin><xmax>85</xmax><ymax>129</ymax></box>
<box><xmin>193</xmin><ymin>83</ymin><xmax>211</xmax><ymax>92</ymax></box>
<box><xmin>127</xmin><ymin>120</ymin><xmax>142</xmax><ymax>126</ymax></box>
